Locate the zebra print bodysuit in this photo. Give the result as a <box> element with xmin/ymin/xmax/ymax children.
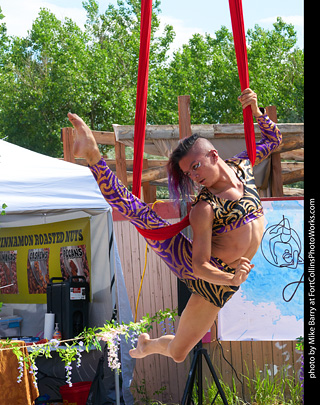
<box><xmin>182</xmin><ymin>157</ymin><xmax>264</xmax><ymax>306</ymax></box>
<box><xmin>90</xmin><ymin>113</ymin><xmax>282</xmax><ymax>308</ymax></box>
<box><xmin>192</xmin><ymin>158</ymin><xmax>264</xmax><ymax>236</ymax></box>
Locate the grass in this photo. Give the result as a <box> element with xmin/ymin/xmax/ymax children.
<box><xmin>243</xmin><ymin>366</ymin><xmax>302</xmax><ymax>405</ymax></box>
<box><xmin>190</xmin><ymin>365</ymin><xmax>303</xmax><ymax>405</ymax></box>
<box><xmin>132</xmin><ymin>365</ymin><xmax>303</xmax><ymax>405</ymax></box>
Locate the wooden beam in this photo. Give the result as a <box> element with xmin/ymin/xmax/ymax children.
<box><xmin>142</xmin><ymin>158</ymin><xmax>157</xmax><ymax>203</ymax></box>
<box><xmin>281</xmin><ymin>162</ymin><xmax>304</xmax><ymax>172</ymax></box>
<box><xmin>61</xmin><ymin>127</ymin><xmax>115</xmax><ymax>147</ymax></box>
<box><xmin>92</xmin><ymin>131</ymin><xmax>115</xmax><ymax>145</ymax></box>
<box><xmin>71</xmin><ymin>157</ymin><xmax>303</xmax><ymax>186</ymax></box>
<box><xmin>127</xmin><ymin>165</ymin><xmax>167</xmax><ymax>185</ymax></box>
<box><xmin>282</xmin><ymin>168</ymin><xmax>304</xmax><ymax>185</ymax></box>
<box><xmin>62</xmin><ymin>158</ymin><xmax>168</xmax><ymax>172</ymax></box>
<box><xmin>150</xmin><ymin>179</ymin><xmax>168</xmax><ymax>187</ymax></box>
<box><xmin>113</xmin><ymin>123</ymin><xmax>303</xmax><ymax>141</ymax></box>
<box><xmin>267</xmin><ymin>106</ymin><xmax>284</xmax><ymax>197</ymax></box>
<box><xmin>66</xmin><ymin>157</ymin><xmax>304</xmax><ymax>172</ymax></box>
<box><xmin>105</xmin><ymin>159</ymin><xmax>167</xmax><ymax>171</ymax></box>
<box><xmin>114</xmin><ymin>134</ymin><xmax>128</xmax><ymax>186</ymax></box>
<box><xmin>281</xmin><ymin>149</ymin><xmax>304</xmax><ymax>161</ymax></box>
<box><xmin>283</xmin><ymin>187</ymin><xmax>304</xmax><ymax>196</ymax></box>
<box><xmin>276</xmin><ymin>135</ymin><xmax>304</xmax><ymax>154</ymax></box>
<box><xmin>61</xmin><ymin>127</ymin><xmax>75</xmax><ymax>163</ymax></box>
<box><xmin>178</xmin><ymin>95</ymin><xmax>192</xmax><ymax>139</ymax></box>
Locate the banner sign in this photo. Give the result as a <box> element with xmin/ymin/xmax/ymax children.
<box><xmin>219</xmin><ymin>199</ymin><xmax>304</xmax><ymax>341</ymax></box>
<box><xmin>0</xmin><ymin>218</ymin><xmax>90</xmax><ymax>303</ymax></box>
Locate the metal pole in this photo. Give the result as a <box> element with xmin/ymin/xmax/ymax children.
<box><xmin>198</xmin><ymin>344</ymin><xmax>203</xmax><ymax>404</ymax></box>
<box><xmin>108</xmin><ymin>216</ymin><xmax>121</xmax><ymax>405</ymax></box>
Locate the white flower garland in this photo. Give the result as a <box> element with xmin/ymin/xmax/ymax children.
<box><xmin>0</xmin><ymin>308</ymin><xmax>177</xmax><ymax>388</ymax></box>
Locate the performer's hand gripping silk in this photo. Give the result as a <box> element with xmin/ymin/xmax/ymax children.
<box><xmin>68</xmin><ymin>88</ymin><xmax>282</xmax><ymax>363</ymax></box>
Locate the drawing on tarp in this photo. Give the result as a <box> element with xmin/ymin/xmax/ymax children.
<box><xmin>219</xmin><ymin>199</ymin><xmax>304</xmax><ymax>341</ymax></box>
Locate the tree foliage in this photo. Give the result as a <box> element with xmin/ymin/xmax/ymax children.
<box><xmin>0</xmin><ymin>1</ymin><xmax>303</xmax><ymax>157</ymax></box>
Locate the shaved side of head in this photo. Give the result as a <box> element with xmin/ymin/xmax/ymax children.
<box><xmin>191</xmin><ymin>137</ymin><xmax>216</xmax><ymax>155</ymax></box>
<box><xmin>167</xmin><ymin>133</ymin><xmax>217</xmax><ymax>202</ymax></box>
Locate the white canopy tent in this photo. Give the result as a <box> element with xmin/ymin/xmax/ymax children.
<box><xmin>0</xmin><ymin>138</ymin><xmax>115</xmax><ymax>330</ymax></box>
<box><xmin>0</xmin><ymin>138</ymin><xmax>110</xmax><ymax>214</ymax></box>
<box><xmin>0</xmin><ymin>139</ymin><xmax>134</xmax><ymax>404</ymax></box>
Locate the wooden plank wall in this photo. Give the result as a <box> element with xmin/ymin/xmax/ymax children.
<box><xmin>113</xmin><ymin>214</ymin><xmax>190</xmax><ymax>404</ymax></box>
<box><xmin>112</xmin><ymin>205</ymin><xmax>303</xmax><ymax>404</ymax></box>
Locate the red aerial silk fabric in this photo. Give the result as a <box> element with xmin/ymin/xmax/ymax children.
<box><xmin>229</xmin><ymin>0</ymin><xmax>256</xmax><ymax>166</ymax></box>
<box><xmin>136</xmin><ymin>214</ymin><xmax>190</xmax><ymax>240</ymax></box>
<box><xmin>132</xmin><ymin>0</ymin><xmax>191</xmax><ymax>239</ymax></box>
<box><xmin>132</xmin><ymin>0</ymin><xmax>153</xmax><ymax>198</ymax></box>
<box><xmin>132</xmin><ymin>1</ymin><xmax>256</xmax><ymax>239</ymax></box>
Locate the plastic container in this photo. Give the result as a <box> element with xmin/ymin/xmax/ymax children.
<box><xmin>0</xmin><ymin>315</ymin><xmax>23</xmax><ymax>337</ymax></box>
<box><xmin>53</xmin><ymin>323</ymin><xmax>62</xmax><ymax>340</ymax></box>
<box><xmin>59</xmin><ymin>381</ymin><xmax>92</xmax><ymax>405</ymax></box>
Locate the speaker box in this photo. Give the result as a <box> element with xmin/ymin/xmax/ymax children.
<box><xmin>47</xmin><ymin>276</ymin><xmax>89</xmax><ymax>340</ymax></box>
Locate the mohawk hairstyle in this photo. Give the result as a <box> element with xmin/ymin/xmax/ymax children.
<box><xmin>167</xmin><ymin>133</ymin><xmax>203</xmax><ymax>202</ymax></box>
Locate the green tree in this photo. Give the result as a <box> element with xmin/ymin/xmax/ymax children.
<box><xmin>0</xmin><ymin>0</ymin><xmax>174</xmax><ymax>156</ymax></box>
<box><xmin>0</xmin><ymin>2</ymin><xmax>303</xmax><ymax>157</ymax></box>
<box><xmin>149</xmin><ymin>18</ymin><xmax>304</xmax><ymax>125</ymax></box>
<box><xmin>0</xmin><ymin>9</ymin><xmax>90</xmax><ymax>155</ymax></box>
<box><xmin>247</xmin><ymin>18</ymin><xmax>304</xmax><ymax>122</ymax></box>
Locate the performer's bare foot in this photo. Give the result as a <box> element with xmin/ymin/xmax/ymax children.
<box><xmin>67</xmin><ymin>112</ymin><xmax>101</xmax><ymax>166</ymax></box>
<box><xmin>129</xmin><ymin>333</ymin><xmax>150</xmax><ymax>359</ymax></box>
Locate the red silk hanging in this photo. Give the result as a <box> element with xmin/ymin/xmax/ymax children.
<box><xmin>229</xmin><ymin>0</ymin><xmax>256</xmax><ymax>166</ymax></box>
<box><xmin>132</xmin><ymin>0</ymin><xmax>153</xmax><ymax>198</ymax></box>
<box><xmin>132</xmin><ymin>0</ymin><xmax>190</xmax><ymax>239</ymax></box>
<box><xmin>136</xmin><ymin>214</ymin><xmax>190</xmax><ymax>240</ymax></box>
<box><xmin>131</xmin><ymin>1</ymin><xmax>256</xmax><ymax>240</ymax></box>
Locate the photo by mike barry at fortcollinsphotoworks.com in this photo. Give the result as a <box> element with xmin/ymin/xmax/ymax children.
<box><xmin>305</xmin><ymin>197</ymin><xmax>317</xmax><ymax>398</ymax></box>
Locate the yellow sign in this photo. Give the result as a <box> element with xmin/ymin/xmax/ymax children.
<box><xmin>0</xmin><ymin>218</ymin><xmax>90</xmax><ymax>303</ymax></box>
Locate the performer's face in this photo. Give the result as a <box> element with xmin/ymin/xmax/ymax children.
<box><xmin>179</xmin><ymin>146</ymin><xmax>219</xmax><ymax>188</ymax></box>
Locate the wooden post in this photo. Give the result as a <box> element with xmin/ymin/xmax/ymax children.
<box><xmin>177</xmin><ymin>94</ymin><xmax>193</xmax><ymax>227</ymax></box>
<box><xmin>142</xmin><ymin>158</ymin><xmax>157</xmax><ymax>203</ymax></box>
<box><xmin>177</xmin><ymin>96</ymin><xmax>193</xmax><ymax>310</ymax></box>
<box><xmin>114</xmin><ymin>135</ymin><xmax>128</xmax><ymax>187</ymax></box>
<box><xmin>178</xmin><ymin>95</ymin><xmax>192</xmax><ymax>139</ymax></box>
<box><xmin>61</xmin><ymin>127</ymin><xmax>75</xmax><ymax>163</ymax></box>
<box><xmin>266</xmin><ymin>106</ymin><xmax>284</xmax><ymax>197</ymax></box>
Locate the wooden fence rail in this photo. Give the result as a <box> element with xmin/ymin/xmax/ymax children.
<box><xmin>62</xmin><ymin>119</ymin><xmax>304</xmax><ymax>201</ymax></box>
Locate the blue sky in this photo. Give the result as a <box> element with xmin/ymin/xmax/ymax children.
<box><xmin>1</xmin><ymin>0</ymin><xmax>304</xmax><ymax>50</ymax></box>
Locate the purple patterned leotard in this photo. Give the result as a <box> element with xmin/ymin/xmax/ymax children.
<box><xmin>89</xmin><ymin>114</ymin><xmax>282</xmax><ymax>307</ymax></box>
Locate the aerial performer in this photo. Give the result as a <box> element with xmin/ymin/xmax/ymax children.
<box><xmin>67</xmin><ymin>88</ymin><xmax>282</xmax><ymax>363</ymax></box>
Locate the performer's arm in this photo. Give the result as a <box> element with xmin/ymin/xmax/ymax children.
<box><xmin>253</xmin><ymin>113</ymin><xmax>282</xmax><ymax>165</ymax></box>
<box><xmin>235</xmin><ymin>88</ymin><xmax>282</xmax><ymax>165</ymax></box>
<box><xmin>190</xmin><ymin>200</ymin><xmax>253</xmax><ymax>286</ymax></box>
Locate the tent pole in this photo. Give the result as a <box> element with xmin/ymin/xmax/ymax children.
<box><xmin>108</xmin><ymin>219</ymin><xmax>121</xmax><ymax>405</ymax></box>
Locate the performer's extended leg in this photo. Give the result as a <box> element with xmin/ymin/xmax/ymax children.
<box><xmin>67</xmin><ymin>112</ymin><xmax>226</xmax><ymax>362</ymax></box>
<box><xmin>130</xmin><ymin>294</ymin><xmax>220</xmax><ymax>363</ymax></box>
